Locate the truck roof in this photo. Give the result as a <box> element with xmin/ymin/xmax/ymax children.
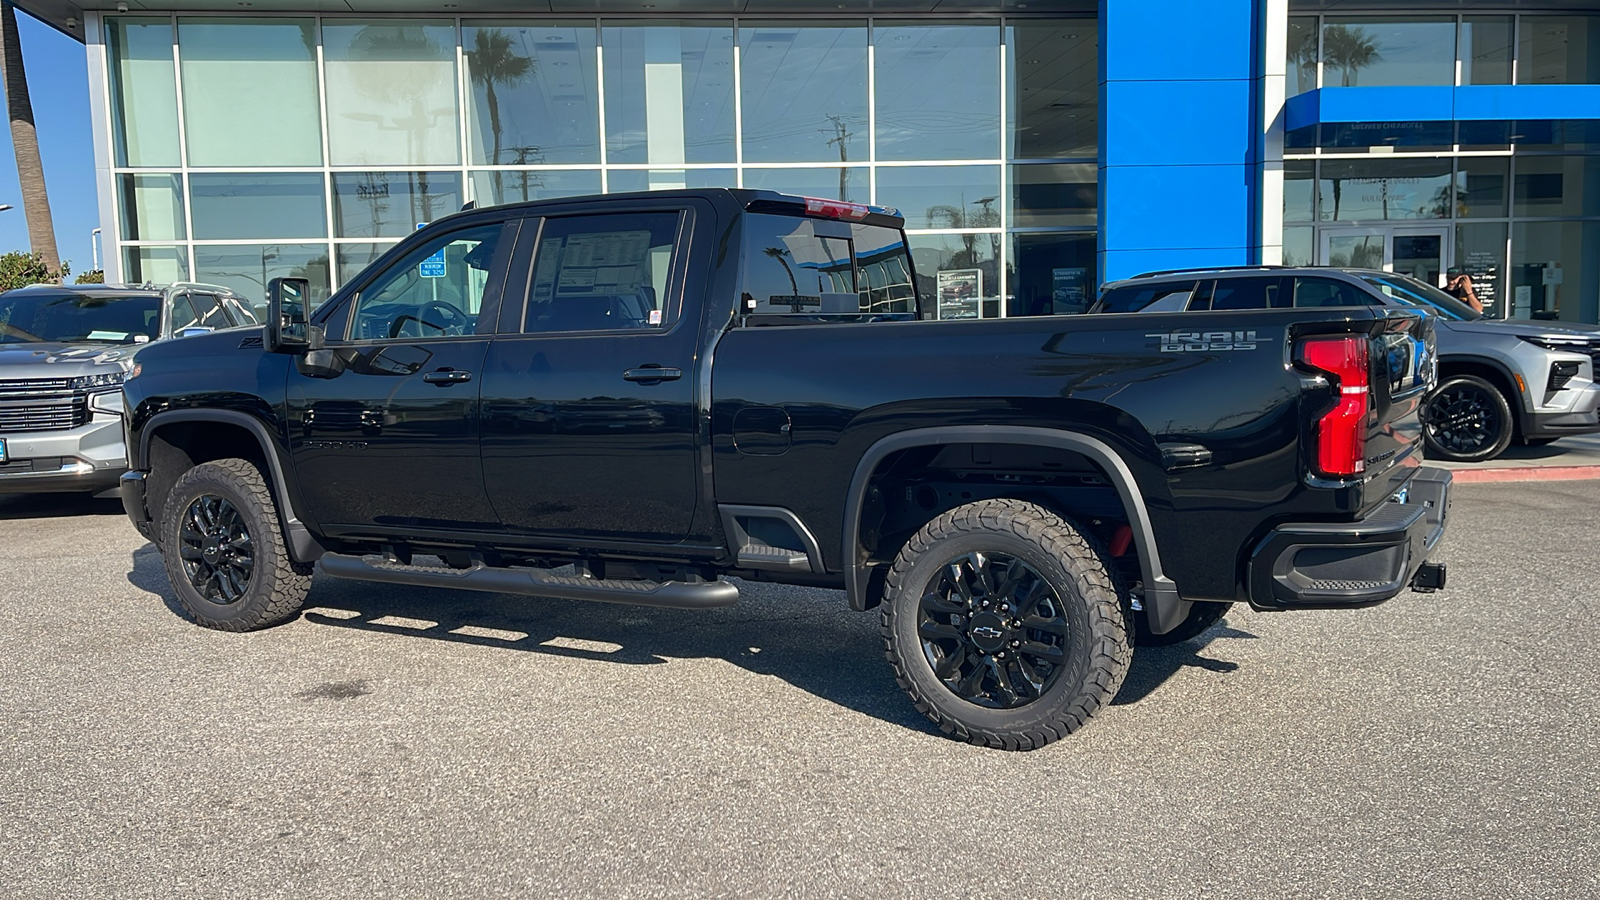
<box><xmin>445</xmin><ymin>187</ymin><xmax>907</xmax><ymax>230</ymax></box>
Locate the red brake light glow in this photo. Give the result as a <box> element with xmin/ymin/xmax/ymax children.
<box><xmin>803</xmin><ymin>197</ymin><xmax>872</xmax><ymax>221</ymax></box>
<box><xmin>1299</xmin><ymin>335</ymin><xmax>1370</xmax><ymax>478</ymax></box>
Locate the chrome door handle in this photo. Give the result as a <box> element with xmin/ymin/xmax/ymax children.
<box><xmin>623</xmin><ymin>366</ymin><xmax>683</xmax><ymax>383</ymax></box>
<box><xmin>423</xmin><ymin>369</ymin><xmax>473</xmax><ymax>385</ymax></box>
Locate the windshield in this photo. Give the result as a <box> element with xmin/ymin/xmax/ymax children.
<box><xmin>0</xmin><ymin>292</ymin><xmax>160</xmax><ymax>344</ymax></box>
<box><xmin>1357</xmin><ymin>273</ymin><xmax>1483</xmax><ymax>322</ymax></box>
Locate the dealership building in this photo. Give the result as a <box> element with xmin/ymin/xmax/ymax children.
<box><xmin>21</xmin><ymin>0</ymin><xmax>1600</xmax><ymax>321</ymax></box>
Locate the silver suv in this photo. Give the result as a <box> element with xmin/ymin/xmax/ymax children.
<box><xmin>1093</xmin><ymin>267</ymin><xmax>1600</xmax><ymax>462</ymax></box>
<box><xmin>0</xmin><ymin>282</ymin><xmax>258</xmax><ymax>496</ymax></box>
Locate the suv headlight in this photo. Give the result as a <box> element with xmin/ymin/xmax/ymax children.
<box><xmin>72</xmin><ymin>372</ymin><xmax>126</xmax><ymax>391</ymax></box>
<box><xmin>1519</xmin><ymin>335</ymin><xmax>1594</xmax><ymax>353</ymax></box>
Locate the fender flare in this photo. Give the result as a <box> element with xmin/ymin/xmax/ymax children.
<box><xmin>141</xmin><ymin>408</ymin><xmax>326</xmax><ymax>564</ymax></box>
<box><xmin>1436</xmin><ymin>354</ymin><xmax>1527</xmax><ymax>426</ymax></box>
<box><xmin>840</xmin><ymin>425</ymin><xmax>1189</xmax><ymax>633</ymax></box>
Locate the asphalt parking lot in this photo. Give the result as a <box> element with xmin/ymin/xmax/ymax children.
<box><xmin>2</xmin><ymin>481</ymin><xmax>1597</xmax><ymax>899</ymax></box>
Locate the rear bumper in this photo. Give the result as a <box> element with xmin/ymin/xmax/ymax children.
<box><xmin>1248</xmin><ymin>466</ymin><xmax>1452</xmax><ymax>610</ymax></box>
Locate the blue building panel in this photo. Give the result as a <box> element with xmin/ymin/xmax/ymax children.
<box><xmin>1287</xmin><ymin>85</ymin><xmax>1600</xmax><ymax>131</ymax></box>
<box><xmin>1102</xmin><ymin>247</ymin><xmax>1254</xmax><ymax>283</ymax></box>
<box><xmin>1100</xmin><ymin>165</ymin><xmax>1254</xmax><ymax>253</ymax></box>
<box><xmin>1101</xmin><ymin>0</ymin><xmax>1257</xmax><ymax>83</ymax></box>
<box><xmin>1103</xmin><ymin>79</ymin><xmax>1255</xmax><ymax>167</ymax></box>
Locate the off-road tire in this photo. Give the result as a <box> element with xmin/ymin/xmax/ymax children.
<box><xmin>159</xmin><ymin>459</ymin><xmax>312</xmax><ymax>632</ymax></box>
<box><xmin>1135</xmin><ymin>601</ymin><xmax>1232</xmax><ymax>647</ymax></box>
<box><xmin>1424</xmin><ymin>375</ymin><xmax>1515</xmax><ymax>462</ymax></box>
<box><xmin>880</xmin><ymin>499</ymin><xmax>1132</xmax><ymax>751</ymax></box>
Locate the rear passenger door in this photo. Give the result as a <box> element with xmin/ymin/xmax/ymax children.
<box><xmin>479</xmin><ymin>205</ymin><xmax>704</xmax><ymax>543</ymax></box>
<box><xmin>1188</xmin><ymin>276</ymin><xmax>1290</xmax><ymax>311</ymax></box>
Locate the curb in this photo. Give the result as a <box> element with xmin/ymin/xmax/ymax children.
<box><xmin>1447</xmin><ymin>465</ymin><xmax>1600</xmax><ymax>484</ymax></box>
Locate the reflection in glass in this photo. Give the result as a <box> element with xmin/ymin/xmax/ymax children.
<box><xmin>178</xmin><ymin>18</ymin><xmax>321</xmax><ymax>166</ymax></box>
<box><xmin>119</xmin><ymin>174</ymin><xmax>185</xmax><ymax>242</ymax></box>
<box><xmin>1509</xmin><ymin>120</ymin><xmax>1600</xmax><ymax>151</ymax></box>
<box><xmin>123</xmin><ymin>246</ymin><xmax>188</xmax><ymax>286</ymax></box>
<box><xmin>1319</xmin><ymin>121</ymin><xmax>1453</xmax><ymax>152</ymax></box>
<box><xmin>1009</xmin><ymin>22</ymin><xmax>1096</xmax><ymax>158</ymax></box>
<box><xmin>1317</xmin><ymin>159</ymin><xmax>1453</xmax><ymax>221</ymax></box>
<box><xmin>1457</xmin><ymin>157</ymin><xmax>1508</xmax><ymax>217</ymax></box>
<box><xmin>1287</xmin><ymin>17</ymin><xmax>1318</xmax><ymax>96</ymax></box>
<box><xmin>1511</xmin><ymin>221</ymin><xmax>1600</xmax><ymax>322</ymax></box>
<box><xmin>470</xmin><ymin>168</ymin><xmax>601</xmax><ymax>205</ymax></box>
<box><xmin>1326</xmin><ymin>233</ymin><xmax>1385</xmax><ymax>269</ymax></box>
<box><xmin>333</xmin><ymin>172</ymin><xmax>462</xmax><ymax>239</ymax></box>
<box><xmin>190</xmin><ymin>173</ymin><xmax>327</xmax><ymax>240</ymax></box>
<box><xmin>107</xmin><ymin>17</ymin><xmax>180</xmax><ymax>167</ymax></box>
<box><xmin>1285</xmin><ymin>161</ymin><xmax>1315</xmax><ymax>223</ymax></box>
<box><xmin>465</xmin><ymin>22</ymin><xmax>599</xmax><ymax>168</ymax></box>
<box><xmin>323</xmin><ymin>21</ymin><xmax>460</xmax><ymax>166</ymax></box>
<box><xmin>336</xmin><ymin>243</ymin><xmax>398</xmax><ymax>289</ymax></box>
<box><xmin>742</xmin><ymin>167</ymin><xmax>865</xmax><ymax>203</ymax></box>
<box><xmin>1462</xmin><ymin>16</ymin><xmax>1513</xmax><ymax>85</ymax></box>
<box><xmin>1514</xmin><ymin>155</ymin><xmax>1600</xmax><ymax>218</ymax></box>
<box><xmin>909</xmin><ymin>233</ymin><xmax>999</xmax><ymax>319</ymax></box>
<box><xmin>606</xmin><ymin>169</ymin><xmax>735</xmax><ymax>193</ymax></box>
<box><xmin>194</xmin><ymin>243</ymin><xmax>331</xmax><ymax>308</ymax></box>
<box><xmin>876</xmin><ymin>166</ymin><xmax>1001</xmax><ymax>230</ymax></box>
<box><xmin>1519</xmin><ymin>17</ymin><xmax>1600</xmax><ymax>85</ymax></box>
<box><xmin>1456</xmin><ymin>222</ymin><xmax>1507</xmax><ymax>317</ymax></box>
<box><xmin>875</xmin><ymin>23</ymin><xmax>1000</xmax><ymax>161</ymax></box>
<box><xmin>1010</xmin><ymin>164</ymin><xmax>1095</xmax><ymax>228</ymax></box>
<box><xmin>1322</xmin><ymin>16</ymin><xmax>1455</xmax><ymax>87</ymax></box>
<box><xmin>602</xmin><ymin>21</ymin><xmax>736</xmax><ymax>166</ymax></box>
<box><xmin>1283</xmin><ymin>226</ymin><xmax>1314</xmax><ymax>267</ymax></box>
<box><xmin>1009</xmin><ymin>232</ymin><xmax>1094</xmax><ymax>317</ymax></box>
<box><xmin>740</xmin><ymin>23</ymin><xmax>867</xmax><ymax>164</ymax></box>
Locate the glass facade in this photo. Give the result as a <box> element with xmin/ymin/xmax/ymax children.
<box><xmin>1284</xmin><ymin>12</ymin><xmax>1600</xmax><ymax>323</ymax></box>
<box><xmin>104</xmin><ymin>14</ymin><xmax>1095</xmax><ymax>315</ymax></box>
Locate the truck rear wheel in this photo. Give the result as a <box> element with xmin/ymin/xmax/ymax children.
<box><xmin>159</xmin><ymin>459</ymin><xmax>312</xmax><ymax>632</ymax></box>
<box><xmin>880</xmin><ymin>499</ymin><xmax>1132</xmax><ymax>751</ymax></box>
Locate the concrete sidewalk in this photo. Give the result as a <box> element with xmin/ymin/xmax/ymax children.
<box><xmin>1429</xmin><ymin>433</ymin><xmax>1600</xmax><ymax>482</ymax></box>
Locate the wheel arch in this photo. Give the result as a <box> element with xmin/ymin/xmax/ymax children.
<box><xmin>1436</xmin><ymin>355</ymin><xmax>1527</xmax><ymax>435</ymax></box>
<box><xmin>841</xmin><ymin>426</ymin><xmax>1187</xmax><ymax>632</ymax></box>
<box><xmin>140</xmin><ymin>409</ymin><xmax>325</xmax><ymax>563</ymax></box>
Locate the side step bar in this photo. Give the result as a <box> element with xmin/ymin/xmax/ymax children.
<box><xmin>317</xmin><ymin>554</ymin><xmax>739</xmax><ymax>610</ymax></box>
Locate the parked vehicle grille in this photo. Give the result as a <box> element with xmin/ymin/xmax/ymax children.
<box><xmin>0</xmin><ymin>396</ymin><xmax>89</xmax><ymax>433</ymax></box>
<box><xmin>0</xmin><ymin>377</ymin><xmax>74</xmax><ymax>399</ymax></box>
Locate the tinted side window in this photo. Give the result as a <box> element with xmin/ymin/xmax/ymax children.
<box><xmin>1293</xmin><ymin>277</ymin><xmax>1377</xmax><ymax>308</ymax></box>
<box><xmin>173</xmin><ymin>292</ymin><xmax>236</xmax><ymax>331</ymax></box>
<box><xmin>350</xmin><ymin>222</ymin><xmax>509</xmax><ymax>341</ymax></box>
<box><xmin>522</xmin><ymin>212</ymin><xmax>681</xmax><ymax>333</ymax></box>
<box><xmin>1096</xmin><ymin>281</ymin><xmax>1197</xmax><ymax>313</ymax></box>
<box><xmin>1207</xmin><ymin>277</ymin><xmax>1287</xmax><ymax>311</ymax></box>
<box><xmin>741</xmin><ymin>214</ymin><xmax>915</xmax><ymax>322</ymax></box>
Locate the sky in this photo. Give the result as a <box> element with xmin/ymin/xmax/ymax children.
<box><xmin>0</xmin><ymin>11</ymin><xmax>97</xmax><ymax>273</ymax></box>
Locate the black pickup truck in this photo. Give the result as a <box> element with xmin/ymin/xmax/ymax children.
<box><xmin>119</xmin><ymin>189</ymin><xmax>1451</xmax><ymax>750</ymax></box>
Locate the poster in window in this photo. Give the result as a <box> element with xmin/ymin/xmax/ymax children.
<box><xmin>936</xmin><ymin>269</ymin><xmax>981</xmax><ymax>320</ymax></box>
<box><xmin>1052</xmin><ymin>267</ymin><xmax>1089</xmax><ymax>315</ymax></box>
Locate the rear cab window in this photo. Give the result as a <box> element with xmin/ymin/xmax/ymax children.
<box><xmin>740</xmin><ymin>213</ymin><xmax>917</xmax><ymax>323</ymax></box>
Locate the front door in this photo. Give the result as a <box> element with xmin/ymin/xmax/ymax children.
<box><xmin>1320</xmin><ymin>226</ymin><xmax>1450</xmax><ymax>287</ymax></box>
<box><xmin>479</xmin><ymin>207</ymin><xmax>702</xmax><ymax>544</ymax></box>
<box><xmin>285</xmin><ymin>219</ymin><xmax>516</xmax><ymax>535</ymax></box>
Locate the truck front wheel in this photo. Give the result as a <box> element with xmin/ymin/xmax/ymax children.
<box><xmin>880</xmin><ymin>499</ymin><xmax>1132</xmax><ymax>750</ymax></box>
<box><xmin>159</xmin><ymin>459</ymin><xmax>312</xmax><ymax>632</ymax></box>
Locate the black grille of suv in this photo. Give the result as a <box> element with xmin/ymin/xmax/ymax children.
<box><xmin>0</xmin><ymin>378</ymin><xmax>89</xmax><ymax>433</ymax></box>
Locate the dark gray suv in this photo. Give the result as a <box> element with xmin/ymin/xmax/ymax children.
<box><xmin>1093</xmin><ymin>267</ymin><xmax>1600</xmax><ymax>462</ymax></box>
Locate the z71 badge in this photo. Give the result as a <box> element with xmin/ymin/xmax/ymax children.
<box><xmin>1146</xmin><ymin>330</ymin><xmax>1262</xmax><ymax>352</ymax></box>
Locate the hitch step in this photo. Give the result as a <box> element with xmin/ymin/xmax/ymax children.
<box><xmin>317</xmin><ymin>554</ymin><xmax>739</xmax><ymax>609</ymax></box>
<box><xmin>1411</xmin><ymin>561</ymin><xmax>1448</xmax><ymax>593</ymax></box>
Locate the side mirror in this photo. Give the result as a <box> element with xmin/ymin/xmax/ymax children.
<box><xmin>265</xmin><ymin>277</ymin><xmax>321</xmax><ymax>353</ymax></box>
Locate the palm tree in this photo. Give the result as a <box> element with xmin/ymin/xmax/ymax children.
<box><xmin>763</xmin><ymin>246</ymin><xmax>803</xmax><ymax>309</ymax></box>
<box><xmin>0</xmin><ymin>0</ymin><xmax>58</xmax><ymax>274</ymax></box>
<box><xmin>1322</xmin><ymin>25</ymin><xmax>1381</xmax><ymax>88</ymax></box>
<box><xmin>466</xmin><ymin>29</ymin><xmax>534</xmax><ymax>198</ymax></box>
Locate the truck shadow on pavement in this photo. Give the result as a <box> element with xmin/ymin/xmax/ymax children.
<box><xmin>127</xmin><ymin>545</ymin><xmax>1253</xmax><ymax>736</ymax></box>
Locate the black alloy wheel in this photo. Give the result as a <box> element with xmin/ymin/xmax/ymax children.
<box><xmin>917</xmin><ymin>552</ymin><xmax>1068</xmax><ymax>709</ymax></box>
<box><xmin>1424</xmin><ymin>374</ymin><xmax>1514</xmax><ymax>462</ymax></box>
<box><xmin>178</xmin><ymin>494</ymin><xmax>255</xmax><ymax>605</ymax></box>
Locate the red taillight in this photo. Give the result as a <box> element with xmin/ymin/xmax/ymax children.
<box><xmin>803</xmin><ymin>197</ymin><xmax>872</xmax><ymax>221</ymax></box>
<box><xmin>1299</xmin><ymin>335</ymin><xmax>1370</xmax><ymax>478</ymax></box>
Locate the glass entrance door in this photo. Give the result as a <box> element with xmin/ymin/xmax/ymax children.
<box><xmin>1319</xmin><ymin>227</ymin><xmax>1450</xmax><ymax>287</ymax></box>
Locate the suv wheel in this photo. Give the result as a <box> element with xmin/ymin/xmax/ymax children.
<box><xmin>880</xmin><ymin>499</ymin><xmax>1131</xmax><ymax>751</ymax></box>
<box><xmin>1424</xmin><ymin>375</ymin><xmax>1515</xmax><ymax>462</ymax></box>
<box><xmin>160</xmin><ymin>459</ymin><xmax>312</xmax><ymax>632</ymax></box>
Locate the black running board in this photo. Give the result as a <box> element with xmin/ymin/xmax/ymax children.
<box><xmin>317</xmin><ymin>554</ymin><xmax>739</xmax><ymax>609</ymax></box>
